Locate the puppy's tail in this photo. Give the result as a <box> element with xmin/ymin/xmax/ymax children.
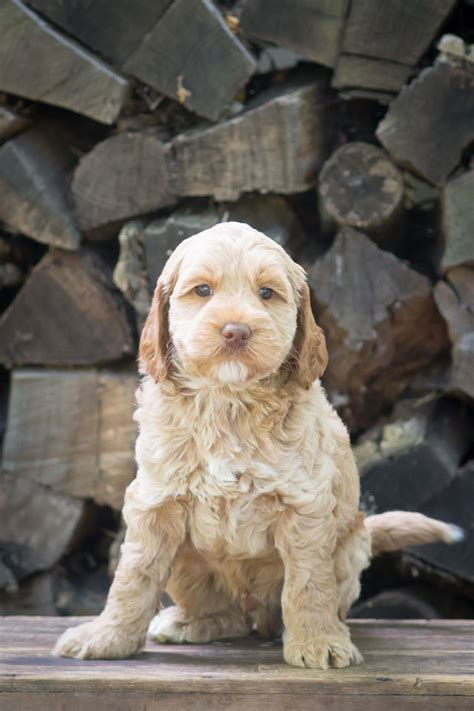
<box><xmin>366</xmin><ymin>511</ymin><xmax>464</xmax><ymax>556</ymax></box>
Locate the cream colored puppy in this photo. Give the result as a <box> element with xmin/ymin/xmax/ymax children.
<box><xmin>54</xmin><ymin>223</ymin><xmax>461</xmax><ymax>668</ymax></box>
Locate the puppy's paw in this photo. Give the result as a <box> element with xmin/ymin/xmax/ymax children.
<box><xmin>53</xmin><ymin>618</ymin><xmax>144</xmax><ymax>659</ymax></box>
<box><xmin>149</xmin><ymin>605</ymin><xmax>249</xmax><ymax>644</ymax></box>
<box><xmin>283</xmin><ymin>632</ymin><xmax>362</xmax><ymax>670</ymax></box>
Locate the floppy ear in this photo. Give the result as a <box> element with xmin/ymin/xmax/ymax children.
<box><xmin>291</xmin><ymin>282</ymin><xmax>328</xmax><ymax>389</ymax></box>
<box><xmin>138</xmin><ymin>277</ymin><xmax>171</xmax><ymax>382</ymax></box>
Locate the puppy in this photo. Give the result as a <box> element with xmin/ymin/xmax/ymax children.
<box><xmin>54</xmin><ymin>222</ymin><xmax>462</xmax><ymax>668</ymax></box>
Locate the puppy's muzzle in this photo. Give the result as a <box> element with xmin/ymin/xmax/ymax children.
<box><xmin>221</xmin><ymin>322</ymin><xmax>251</xmax><ymax>350</ymax></box>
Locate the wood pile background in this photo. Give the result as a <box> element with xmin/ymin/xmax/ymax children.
<box><xmin>0</xmin><ymin>0</ymin><xmax>473</xmax><ymax>619</ymax></box>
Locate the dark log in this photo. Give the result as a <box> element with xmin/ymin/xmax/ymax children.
<box><xmin>2</xmin><ymin>369</ymin><xmax>137</xmax><ymax>510</ymax></box>
<box><xmin>0</xmin><ymin>470</ymin><xmax>84</xmax><ymax>581</ymax></box>
<box><xmin>124</xmin><ymin>0</ymin><xmax>256</xmax><ymax>121</ymax></box>
<box><xmin>0</xmin><ymin>572</ymin><xmax>56</xmax><ymax>614</ymax></box>
<box><xmin>240</xmin><ymin>0</ymin><xmax>349</xmax><ymax>69</ymax></box>
<box><xmin>27</xmin><ymin>0</ymin><xmax>171</xmax><ymax>68</ymax></box>
<box><xmin>308</xmin><ymin>227</ymin><xmax>449</xmax><ymax>428</ymax></box>
<box><xmin>318</xmin><ymin>142</ymin><xmax>404</xmax><ymax>249</ymax></box>
<box><xmin>332</xmin><ymin>56</ymin><xmax>412</xmax><ymax>95</ymax></box>
<box><xmin>171</xmin><ymin>78</ymin><xmax>330</xmax><ymax>200</ymax></box>
<box><xmin>376</xmin><ymin>62</ymin><xmax>474</xmax><ymax>186</ymax></box>
<box><xmin>0</xmin><ymin>124</ymin><xmax>80</xmax><ymax>249</ymax></box>
<box><xmin>72</xmin><ymin>130</ymin><xmax>176</xmax><ymax>233</ymax></box>
<box><xmin>356</xmin><ymin>398</ymin><xmax>472</xmax><ymax>513</ymax></box>
<box><xmin>351</xmin><ymin>589</ymin><xmax>440</xmax><ymax>620</ymax></box>
<box><xmin>434</xmin><ymin>267</ymin><xmax>474</xmax><ymax>400</ymax></box>
<box><xmin>413</xmin><ymin>461</ymin><xmax>474</xmax><ymax>583</ymax></box>
<box><xmin>441</xmin><ymin>170</ymin><xmax>474</xmax><ymax>272</ymax></box>
<box><xmin>0</xmin><ymin>105</ymin><xmax>29</xmax><ymax>143</ymax></box>
<box><xmin>0</xmin><ymin>0</ymin><xmax>129</xmax><ymax>124</ymax></box>
<box><xmin>0</xmin><ymin>249</ymin><xmax>136</xmax><ymax>367</ymax></box>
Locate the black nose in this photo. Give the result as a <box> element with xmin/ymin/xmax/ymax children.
<box><xmin>221</xmin><ymin>322</ymin><xmax>251</xmax><ymax>348</ymax></box>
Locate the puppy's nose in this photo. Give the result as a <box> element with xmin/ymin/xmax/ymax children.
<box><xmin>221</xmin><ymin>322</ymin><xmax>251</xmax><ymax>348</ymax></box>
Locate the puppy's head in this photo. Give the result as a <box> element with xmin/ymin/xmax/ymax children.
<box><xmin>139</xmin><ymin>222</ymin><xmax>327</xmax><ymax>388</ymax></box>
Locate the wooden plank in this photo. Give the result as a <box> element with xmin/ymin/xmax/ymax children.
<box><xmin>441</xmin><ymin>170</ymin><xmax>474</xmax><ymax>272</ymax></box>
<box><xmin>0</xmin><ymin>249</ymin><xmax>136</xmax><ymax>367</ymax></box>
<box><xmin>124</xmin><ymin>0</ymin><xmax>256</xmax><ymax>121</ymax></box>
<box><xmin>2</xmin><ymin>369</ymin><xmax>137</xmax><ymax>510</ymax></box>
<box><xmin>0</xmin><ymin>618</ymin><xmax>472</xmax><ymax>710</ymax></box>
<box><xmin>0</xmin><ymin>124</ymin><xmax>80</xmax><ymax>249</ymax></box>
<box><xmin>376</xmin><ymin>63</ymin><xmax>474</xmax><ymax>186</ymax></box>
<box><xmin>240</xmin><ymin>0</ymin><xmax>349</xmax><ymax>69</ymax></box>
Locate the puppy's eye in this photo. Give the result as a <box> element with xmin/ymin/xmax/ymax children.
<box><xmin>259</xmin><ymin>287</ymin><xmax>273</xmax><ymax>300</ymax></box>
<box><xmin>195</xmin><ymin>284</ymin><xmax>213</xmax><ymax>297</ymax></box>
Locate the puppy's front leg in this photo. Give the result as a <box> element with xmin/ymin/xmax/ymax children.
<box><xmin>54</xmin><ymin>482</ymin><xmax>186</xmax><ymax>659</ymax></box>
<box><xmin>275</xmin><ymin>510</ymin><xmax>362</xmax><ymax>670</ymax></box>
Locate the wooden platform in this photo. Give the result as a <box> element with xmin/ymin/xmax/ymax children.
<box><xmin>0</xmin><ymin>617</ymin><xmax>473</xmax><ymax>709</ymax></box>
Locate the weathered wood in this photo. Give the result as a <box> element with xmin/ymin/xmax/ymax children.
<box><xmin>308</xmin><ymin>227</ymin><xmax>449</xmax><ymax>428</ymax></box>
<box><xmin>355</xmin><ymin>398</ymin><xmax>472</xmax><ymax>513</ymax></box>
<box><xmin>74</xmin><ymin>80</ymin><xmax>330</xmax><ymax>232</ymax></box>
<box><xmin>0</xmin><ymin>250</ymin><xmax>135</xmax><ymax>367</ymax></box>
<box><xmin>434</xmin><ymin>267</ymin><xmax>474</xmax><ymax>400</ymax></box>
<box><xmin>318</xmin><ymin>142</ymin><xmax>404</xmax><ymax>248</ymax></box>
<box><xmin>0</xmin><ymin>105</ymin><xmax>29</xmax><ymax>143</ymax></box>
<box><xmin>27</xmin><ymin>0</ymin><xmax>171</xmax><ymax>67</ymax></box>
<box><xmin>376</xmin><ymin>62</ymin><xmax>474</xmax><ymax>186</ymax></box>
<box><xmin>72</xmin><ymin>130</ymin><xmax>175</xmax><ymax>233</ymax></box>
<box><xmin>0</xmin><ymin>471</ymin><xmax>84</xmax><ymax>582</ymax></box>
<box><xmin>2</xmin><ymin>369</ymin><xmax>137</xmax><ymax>510</ymax></box>
<box><xmin>0</xmin><ymin>124</ymin><xmax>80</xmax><ymax>249</ymax></box>
<box><xmin>240</xmin><ymin>0</ymin><xmax>349</xmax><ymax>69</ymax></box>
<box><xmin>171</xmin><ymin>78</ymin><xmax>330</xmax><ymax>200</ymax></box>
<box><xmin>332</xmin><ymin>56</ymin><xmax>412</xmax><ymax>94</ymax></box>
<box><xmin>441</xmin><ymin>170</ymin><xmax>474</xmax><ymax>272</ymax></box>
<box><xmin>414</xmin><ymin>461</ymin><xmax>474</xmax><ymax>582</ymax></box>
<box><xmin>124</xmin><ymin>0</ymin><xmax>256</xmax><ymax>121</ymax></box>
<box><xmin>0</xmin><ymin>618</ymin><xmax>473</xmax><ymax>710</ymax></box>
<box><xmin>0</xmin><ymin>0</ymin><xmax>129</xmax><ymax>124</ymax></box>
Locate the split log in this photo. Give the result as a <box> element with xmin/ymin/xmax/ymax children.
<box><xmin>0</xmin><ymin>470</ymin><xmax>84</xmax><ymax>581</ymax></box>
<box><xmin>434</xmin><ymin>267</ymin><xmax>474</xmax><ymax>400</ymax></box>
<box><xmin>413</xmin><ymin>461</ymin><xmax>474</xmax><ymax>583</ymax></box>
<box><xmin>318</xmin><ymin>142</ymin><xmax>404</xmax><ymax>249</ymax></box>
<box><xmin>27</xmin><ymin>0</ymin><xmax>171</xmax><ymax>68</ymax></box>
<box><xmin>376</xmin><ymin>62</ymin><xmax>474</xmax><ymax>186</ymax></box>
<box><xmin>124</xmin><ymin>0</ymin><xmax>256</xmax><ymax>121</ymax></box>
<box><xmin>355</xmin><ymin>398</ymin><xmax>472</xmax><ymax>513</ymax></box>
<box><xmin>0</xmin><ymin>124</ymin><xmax>80</xmax><ymax>249</ymax></box>
<box><xmin>0</xmin><ymin>249</ymin><xmax>136</xmax><ymax>367</ymax></box>
<box><xmin>2</xmin><ymin>369</ymin><xmax>137</xmax><ymax>510</ymax></box>
<box><xmin>334</xmin><ymin>0</ymin><xmax>456</xmax><ymax>94</ymax></box>
<box><xmin>113</xmin><ymin>220</ymin><xmax>151</xmax><ymax>325</ymax></box>
<box><xmin>0</xmin><ymin>571</ymin><xmax>56</xmax><ymax>614</ymax></box>
<box><xmin>74</xmin><ymin>80</ymin><xmax>330</xmax><ymax>232</ymax></box>
<box><xmin>171</xmin><ymin>78</ymin><xmax>330</xmax><ymax>200</ymax></box>
<box><xmin>72</xmin><ymin>130</ymin><xmax>176</xmax><ymax>233</ymax></box>
<box><xmin>441</xmin><ymin>170</ymin><xmax>474</xmax><ymax>272</ymax></box>
<box><xmin>0</xmin><ymin>0</ymin><xmax>129</xmax><ymax>125</ymax></box>
<box><xmin>0</xmin><ymin>105</ymin><xmax>29</xmax><ymax>143</ymax></box>
<box><xmin>240</xmin><ymin>0</ymin><xmax>349</xmax><ymax>69</ymax></box>
<box><xmin>308</xmin><ymin>227</ymin><xmax>449</xmax><ymax>428</ymax></box>
<box><xmin>351</xmin><ymin>589</ymin><xmax>441</xmax><ymax>620</ymax></box>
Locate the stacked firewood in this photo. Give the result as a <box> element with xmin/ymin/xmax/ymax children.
<box><xmin>0</xmin><ymin>0</ymin><xmax>473</xmax><ymax>618</ymax></box>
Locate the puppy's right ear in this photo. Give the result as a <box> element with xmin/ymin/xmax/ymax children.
<box><xmin>139</xmin><ymin>277</ymin><xmax>171</xmax><ymax>382</ymax></box>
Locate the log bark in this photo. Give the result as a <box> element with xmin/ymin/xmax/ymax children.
<box><xmin>2</xmin><ymin>369</ymin><xmax>137</xmax><ymax>510</ymax></box>
<box><xmin>441</xmin><ymin>170</ymin><xmax>474</xmax><ymax>272</ymax></box>
<box><xmin>376</xmin><ymin>62</ymin><xmax>474</xmax><ymax>186</ymax></box>
<box><xmin>318</xmin><ymin>142</ymin><xmax>404</xmax><ymax>249</ymax></box>
<box><xmin>0</xmin><ymin>105</ymin><xmax>29</xmax><ymax>144</ymax></box>
<box><xmin>0</xmin><ymin>249</ymin><xmax>136</xmax><ymax>367</ymax></box>
<box><xmin>0</xmin><ymin>0</ymin><xmax>129</xmax><ymax>124</ymax></box>
<box><xmin>309</xmin><ymin>227</ymin><xmax>449</xmax><ymax>428</ymax></box>
<box><xmin>355</xmin><ymin>398</ymin><xmax>473</xmax><ymax>513</ymax></box>
<box><xmin>0</xmin><ymin>124</ymin><xmax>80</xmax><ymax>249</ymax></box>
<box><xmin>434</xmin><ymin>267</ymin><xmax>474</xmax><ymax>400</ymax></box>
<box><xmin>124</xmin><ymin>0</ymin><xmax>256</xmax><ymax>121</ymax></box>
<box><xmin>240</xmin><ymin>0</ymin><xmax>349</xmax><ymax>69</ymax></box>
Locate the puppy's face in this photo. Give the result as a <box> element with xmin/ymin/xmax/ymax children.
<box><xmin>140</xmin><ymin>223</ymin><xmax>327</xmax><ymax>388</ymax></box>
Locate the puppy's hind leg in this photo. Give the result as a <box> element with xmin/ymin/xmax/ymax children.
<box><xmin>149</xmin><ymin>543</ymin><xmax>249</xmax><ymax>644</ymax></box>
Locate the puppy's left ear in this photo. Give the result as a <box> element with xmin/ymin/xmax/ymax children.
<box><xmin>291</xmin><ymin>281</ymin><xmax>328</xmax><ymax>389</ymax></box>
<box><xmin>138</xmin><ymin>277</ymin><xmax>171</xmax><ymax>382</ymax></box>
